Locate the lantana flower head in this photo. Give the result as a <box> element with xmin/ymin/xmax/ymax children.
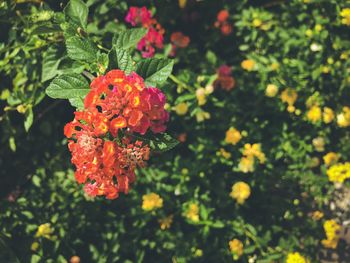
<box><xmin>230</xmin><ymin>181</ymin><xmax>251</xmax><ymax>204</ymax></box>
<box><xmin>125</xmin><ymin>6</ymin><xmax>152</xmax><ymax>26</ymax></box>
<box><xmin>229</xmin><ymin>238</ymin><xmax>244</xmax><ymax>258</ymax></box>
<box><xmin>142</xmin><ymin>192</ymin><xmax>163</xmax><ymax>211</ymax></box>
<box><xmin>286</xmin><ymin>252</ymin><xmax>308</xmax><ymax>263</ymax></box>
<box><xmin>64</xmin><ymin>70</ymin><xmax>169</xmax><ymax>199</ymax></box>
<box><xmin>214</xmin><ymin>9</ymin><xmax>233</xmax><ymax>35</ymax></box>
<box><xmin>125</xmin><ymin>6</ymin><xmax>165</xmax><ymax>58</ymax></box>
<box><xmin>214</xmin><ymin>65</ymin><xmax>235</xmax><ymax>91</ymax></box>
<box><xmin>322</xmin><ymin>219</ymin><xmax>341</xmax><ymax>249</ymax></box>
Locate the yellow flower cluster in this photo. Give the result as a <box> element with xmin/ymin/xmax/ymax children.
<box><xmin>217</xmin><ymin>148</ymin><xmax>231</xmax><ymax>159</ymax></box>
<box><xmin>310</xmin><ymin>210</ymin><xmax>324</xmax><ymax>221</ymax></box>
<box><xmin>239</xmin><ymin>143</ymin><xmax>266</xmax><ymax>173</ymax></box>
<box><xmin>337</xmin><ymin>106</ymin><xmax>350</xmax><ymax>127</ymax></box>
<box><xmin>281</xmin><ymin>88</ymin><xmax>297</xmax><ymax>113</ymax></box>
<box><xmin>312</xmin><ymin>137</ymin><xmax>325</xmax><ymax>152</ymax></box>
<box><xmin>225</xmin><ymin>127</ymin><xmax>242</xmax><ymax>145</ymax></box>
<box><xmin>185</xmin><ymin>203</ymin><xmax>200</xmax><ymax>222</ymax></box>
<box><xmin>159</xmin><ymin>215</ymin><xmax>173</xmax><ymax>230</ymax></box>
<box><xmin>265</xmin><ymin>84</ymin><xmax>279</xmax><ymax>97</ymax></box>
<box><xmin>306</xmin><ymin>105</ymin><xmax>322</xmax><ymax>123</ymax></box>
<box><xmin>174</xmin><ymin>102</ymin><xmax>188</xmax><ymax>115</ymax></box>
<box><xmin>241</xmin><ymin>59</ymin><xmax>256</xmax><ymax>71</ymax></box>
<box><xmin>323</xmin><ymin>107</ymin><xmax>335</xmax><ymax>123</ymax></box>
<box><xmin>321</xmin><ymin>219</ymin><xmax>341</xmax><ymax>249</ymax></box>
<box><xmin>230</xmin><ymin>181</ymin><xmax>251</xmax><ymax>204</ymax></box>
<box><xmin>196</xmin><ymin>87</ymin><xmax>207</xmax><ymax>106</ymax></box>
<box><xmin>340</xmin><ymin>8</ymin><xmax>350</xmax><ymax>26</ymax></box>
<box><xmin>35</xmin><ymin>223</ymin><xmax>53</xmax><ymax>239</ymax></box>
<box><xmin>326</xmin><ymin>162</ymin><xmax>350</xmax><ymax>183</ymax></box>
<box><xmin>142</xmin><ymin>193</ymin><xmax>163</xmax><ymax>211</ymax></box>
<box><xmin>323</xmin><ymin>152</ymin><xmax>340</xmax><ymax>166</ymax></box>
<box><xmin>229</xmin><ymin>238</ymin><xmax>244</xmax><ymax>258</ymax></box>
<box><xmin>286</xmin><ymin>252</ymin><xmax>308</xmax><ymax>263</ymax></box>
<box><xmin>196</xmin><ymin>110</ymin><xmax>211</xmax><ymax>122</ymax></box>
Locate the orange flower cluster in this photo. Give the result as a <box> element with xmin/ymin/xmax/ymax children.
<box><xmin>64</xmin><ymin>70</ymin><xmax>169</xmax><ymax>199</ymax></box>
<box><xmin>170</xmin><ymin>32</ymin><xmax>190</xmax><ymax>56</ymax></box>
<box><xmin>215</xmin><ymin>10</ymin><xmax>233</xmax><ymax>35</ymax></box>
<box><xmin>214</xmin><ymin>65</ymin><xmax>235</xmax><ymax>91</ymax></box>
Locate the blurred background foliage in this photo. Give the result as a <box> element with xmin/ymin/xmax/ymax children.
<box><xmin>1</xmin><ymin>0</ymin><xmax>350</xmax><ymax>262</ymax></box>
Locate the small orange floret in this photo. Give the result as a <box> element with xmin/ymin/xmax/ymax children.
<box><xmin>217</xmin><ymin>9</ymin><xmax>229</xmax><ymax>22</ymax></box>
<box><xmin>106</xmin><ymin>69</ymin><xmax>126</xmax><ymax>85</ymax></box>
<box><xmin>110</xmin><ymin>116</ymin><xmax>127</xmax><ymax>136</ymax></box>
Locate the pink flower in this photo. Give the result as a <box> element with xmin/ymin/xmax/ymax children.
<box><xmin>125</xmin><ymin>6</ymin><xmax>152</xmax><ymax>26</ymax></box>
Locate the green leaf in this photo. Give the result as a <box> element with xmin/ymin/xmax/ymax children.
<box><xmin>64</xmin><ymin>0</ymin><xmax>88</xmax><ymax>29</ymax></box>
<box><xmin>32</xmin><ymin>23</ymin><xmax>61</xmax><ymax>35</ymax></box>
<box><xmin>112</xmin><ymin>28</ymin><xmax>147</xmax><ymax>49</ymax></box>
<box><xmin>0</xmin><ymin>234</ymin><xmax>20</xmax><ymax>263</ymax></box>
<box><xmin>136</xmin><ymin>58</ymin><xmax>174</xmax><ymax>86</ymax></box>
<box><xmin>41</xmin><ymin>46</ymin><xmax>63</xmax><ymax>82</ymax></box>
<box><xmin>46</xmin><ymin>74</ymin><xmax>90</xmax><ymax>100</ymax></box>
<box><xmin>24</xmin><ymin>107</ymin><xmax>34</xmax><ymax>132</ymax></box>
<box><xmin>108</xmin><ymin>48</ymin><xmax>134</xmax><ymax>74</ymax></box>
<box><xmin>65</xmin><ymin>36</ymin><xmax>98</xmax><ymax>63</ymax></box>
<box><xmin>68</xmin><ymin>97</ymin><xmax>85</xmax><ymax>109</ymax></box>
<box><xmin>148</xmin><ymin>133</ymin><xmax>179</xmax><ymax>153</ymax></box>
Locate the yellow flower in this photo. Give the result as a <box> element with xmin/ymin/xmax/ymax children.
<box><xmin>340</xmin><ymin>8</ymin><xmax>350</xmax><ymax>26</ymax></box>
<box><xmin>243</xmin><ymin>143</ymin><xmax>266</xmax><ymax>163</ymax></box>
<box><xmin>174</xmin><ymin>102</ymin><xmax>188</xmax><ymax>115</ymax></box>
<box><xmin>323</xmin><ymin>107</ymin><xmax>334</xmax><ymax>124</ymax></box>
<box><xmin>225</xmin><ymin>127</ymin><xmax>242</xmax><ymax>145</ymax></box>
<box><xmin>194</xmin><ymin>249</ymin><xmax>203</xmax><ymax>257</ymax></box>
<box><xmin>142</xmin><ymin>193</ymin><xmax>163</xmax><ymax>211</ymax></box>
<box><xmin>178</xmin><ymin>0</ymin><xmax>187</xmax><ymax>8</ymax></box>
<box><xmin>306</xmin><ymin>105</ymin><xmax>322</xmax><ymax>123</ymax></box>
<box><xmin>327</xmin><ymin>162</ymin><xmax>350</xmax><ymax>183</ymax></box>
<box><xmin>322</xmin><ymin>220</ymin><xmax>341</xmax><ymax>249</ymax></box>
<box><xmin>286</xmin><ymin>252</ymin><xmax>308</xmax><ymax>263</ymax></box>
<box><xmin>312</xmin><ymin>137</ymin><xmax>325</xmax><ymax>152</ymax></box>
<box><xmin>323</xmin><ymin>152</ymin><xmax>340</xmax><ymax>166</ymax></box>
<box><xmin>281</xmin><ymin>88</ymin><xmax>297</xmax><ymax>106</ymax></box>
<box><xmin>35</xmin><ymin>223</ymin><xmax>53</xmax><ymax>239</ymax></box>
<box><xmin>241</xmin><ymin>59</ymin><xmax>256</xmax><ymax>71</ymax></box>
<box><xmin>229</xmin><ymin>239</ymin><xmax>244</xmax><ymax>257</ymax></box>
<box><xmin>196</xmin><ymin>88</ymin><xmax>207</xmax><ymax>106</ymax></box>
<box><xmin>195</xmin><ymin>110</ymin><xmax>210</xmax><ymax>122</ymax></box>
<box><xmin>315</xmin><ymin>24</ymin><xmax>322</xmax><ymax>32</ymax></box>
<box><xmin>217</xmin><ymin>148</ymin><xmax>231</xmax><ymax>159</ymax></box>
<box><xmin>270</xmin><ymin>62</ymin><xmax>279</xmax><ymax>71</ymax></box>
<box><xmin>16</xmin><ymin>104</ymin><xmax>26</xmax><ymax>114</ymax></box>
<box><xmin>337</xmin><ymin>106</ymin><xmax>350</xmax><ymax>127</ymax></box>
<box><xmin>185</xmin><ymin>203</ymin><xmax>200</xmax><ymax>222</ymax></box>
<box><xmin>159</xmin><ymin>215</ymin><xmax>173</xmax><ymax>230</ymax></box>
<box><xmin>239</xmin><ymin>156</ymin><xmax>255</xmax><ymax>173</ymax></box>
<box><xmin>230</xmin><ymin>181</ymin><xmax>251</xmax><ymax>204</ymax></box>
<box><xmin>252</xmin><ymin>18</ymin><xmax>262</xmax><ymax>27</ymax></box>
<box><xmin>287</xmin><ymin>105</ymin><xmax>296</xmax><ymax>113</ymax></box>
<box><xmin>265</xmin><ymin>84</ymin><xmax>279</xmax><ymax>97</ymax></box>
<box><xmin>305</xmin><ymin>29</ymin><xmax>313</xmax><ymax>37</ymax></box>
<box><xmin>31</xmin><ymin>242</ymin><xmax>39</xmax><ymax>251</ymax></box>
<box><xmin>311</xmin><ymin>210</ymin><xmax>324</xmax><ymax>221</ymax></box>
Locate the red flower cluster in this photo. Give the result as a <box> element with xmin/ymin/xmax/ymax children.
<box><xmin>125</xmin><ymin>6</ymin><xmax>164</xmax><ymax>58</ymax></box>
<box><xmin>214</xmin><ymin>65</ymin><xmax>235</xmax><ymax>91</ymax></box>
<box><xmin>170</xmin><ymin>31</ymin><xmax>190</xmax><ymax>56</ymax></box>
<box><xmin>214</xmin><ymin>10</ymin><xmax>233</xmax><ymax>35</ymax></box>
<box><xmin>64</xmin><ymin>70</ymin><xmax>169</xmax><ymax>199</ymax></box>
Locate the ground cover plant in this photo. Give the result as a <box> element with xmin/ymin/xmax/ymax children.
<box><xmin>1</xmin><ymin>0</ymin><xmax>350</xmax><ymax>262</ymax></box>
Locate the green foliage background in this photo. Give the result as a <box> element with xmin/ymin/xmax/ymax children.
<box><xmin>0</xmin><ymin>0</ymin><xmax>350</xmax><ymax>262</ymax></box>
